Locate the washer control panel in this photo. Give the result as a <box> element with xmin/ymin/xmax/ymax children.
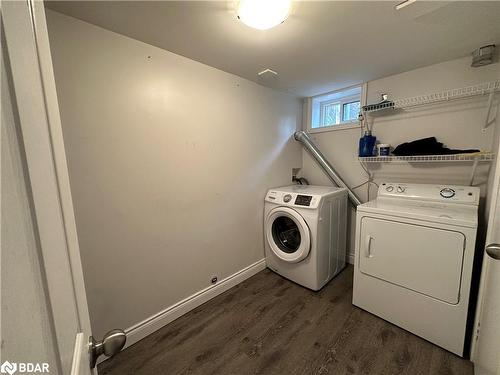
<box><xmin>265</xmin><ymin>190</ymin><xmax>320</xmax><ymax>208</ymax></box>
<box><xmin>295</xmin><ymin>195</ymin><xmax>313</xmax><ymax>206</ymax></box>
<box><xmin>379</xmin><ymin>182</ymin><xmax>479</xmax><ymax>205</ymax></box>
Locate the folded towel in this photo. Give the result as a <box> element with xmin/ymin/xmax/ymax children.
<box><xmin>392</xmin><ymin>137</ymin><xmax>479</xmax><ymax>156</ymax></box>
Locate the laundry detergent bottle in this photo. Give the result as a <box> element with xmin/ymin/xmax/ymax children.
<box><xmin>359</xmin><ymin>131</ymin><xmax>376</xmax><ymax>157</ymax></box>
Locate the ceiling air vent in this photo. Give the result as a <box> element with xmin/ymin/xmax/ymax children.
<box><xmin>471</xmin><ymin>45</ymin><xmax>496</xmax><ymax>67</ymax></box>
<box><xmin>258</xmin><ymin>68</ymin><xmax>278</xmax><ymax>79</ymax></box>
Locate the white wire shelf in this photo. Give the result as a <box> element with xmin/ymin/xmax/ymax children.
<box><xmin>362</xmin><ymin>80</ymin><xmax>500</xmax><ymax>113</ymax></box>
<box><xmin>359</xmin><ymin>153</ymin><xmax>495</xmax><ymax>163</ymax></box>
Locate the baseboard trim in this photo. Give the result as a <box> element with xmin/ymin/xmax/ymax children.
<box><xmin>348</xmin><ymin>252</ymin><xmax>355</xmax><ymax>265</ymax></box>
<box><xmin>122</xmin><ymin>258</ymin><xmax>266</xmax><ymax>351</ymax></box>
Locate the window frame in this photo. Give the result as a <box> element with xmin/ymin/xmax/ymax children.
<box><xmin>306</xmin><ymin>83</ymin><xmax>366</xmax><ymax>133</ymax></box>
<box><xmin>319</xmin><ymin>99</ymin><xmax>342</xmax><ymax>127</ymax></box>
<box><xmin>342</xmin><ymin>99</ymin><xmax>361</xmax><ymax>123</ymax></box>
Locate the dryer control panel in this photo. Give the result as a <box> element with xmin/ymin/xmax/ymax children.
<box><xmin>378</xmin><ymin>182</ymin><xmax>480</xmax><ymax>205</ymax></box>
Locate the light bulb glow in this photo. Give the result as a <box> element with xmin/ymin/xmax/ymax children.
<box><xmin>237</xmin><ymin>0</ymin><xmax>291</xmax><ymax>30</ymax></box>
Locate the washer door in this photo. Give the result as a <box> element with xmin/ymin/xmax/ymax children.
<box><xmin>266</xmin><ymin>207</ymin><xmax>311</xmax><ymax>263</ymax></box>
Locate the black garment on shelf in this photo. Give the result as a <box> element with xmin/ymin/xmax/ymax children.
<box><xmin>392</xmin><ymin>137</ymin><xmax>479</xmax><ymax>156</ymax></box>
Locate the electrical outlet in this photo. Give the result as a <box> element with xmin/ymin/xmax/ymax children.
<box><xmin>292</xmin><ymin>167</ymin><xmax>301</xmax><ymax>181</ymax></box>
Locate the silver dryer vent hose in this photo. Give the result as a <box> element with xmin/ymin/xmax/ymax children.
<box><xmin>294</xmin><ymin>131</ymin><xmax>362</xmax><ymax>206</ymax></box>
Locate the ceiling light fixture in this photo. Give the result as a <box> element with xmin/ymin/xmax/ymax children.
<box><xmin>237</xmin><ymin>0</ymin><xmax>291</xmax><ymax>30</ymax></box>
<box><xmin>395</xmin><ymin>0</ymin><xmax>417</xmax><ymax>10</ymax></box>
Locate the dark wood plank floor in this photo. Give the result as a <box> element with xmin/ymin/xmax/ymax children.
<box><xmin>99</xmin><ymin>266</ymin><xmax>474</xmax><ymax>375</ymax></box>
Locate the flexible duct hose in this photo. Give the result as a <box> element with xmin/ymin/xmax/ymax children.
<box><xmin>294</xmin><ymin>131</ymin><xmax>362</xmax><ymax>206</ymax></box>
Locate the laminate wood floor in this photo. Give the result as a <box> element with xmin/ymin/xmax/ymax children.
<box><xmin>99</xmin><ymin>266</ymin><xmax>474</xmax><ymax>375</ymax></box>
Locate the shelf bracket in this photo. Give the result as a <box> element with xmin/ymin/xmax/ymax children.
<box><xmin>482</xmin><ymin>92</ymin><xmax>496</xmax><ymax>133</ymax></box>
<box><xmin>469</xmin><ymin>158</ymin><xmax>479</xmax><ymax>186</ymax></box>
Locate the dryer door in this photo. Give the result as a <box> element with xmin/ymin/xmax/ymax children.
<box><xmin>359</xmin><ymin>216</ymin><xmax>465</xmax><ymax>304</ymax></box>
<box><xmin>266</xmin><ymin>207</ymin><xmax>311</xmax><ymax>263</ymax></box>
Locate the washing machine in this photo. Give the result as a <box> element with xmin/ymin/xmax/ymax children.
<box><xmin>353</xmin><ymin>182</ymin><xmax>480</xmax><ymax>356</ymax></box>
<box><xmin>264</xmin><ymin>185</ymin><xmax>348</xmax><ymax>291</ymax></box>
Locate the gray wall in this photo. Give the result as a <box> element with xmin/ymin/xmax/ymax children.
<box><xmin>301</xmin><ymin>57</ymin><xmax>500</xmax><ymax>258</ymax></box>
<box><xmin>45</xmin><ymin>10</ymin><xmax>302</xmax><ymax>338</ymax></box>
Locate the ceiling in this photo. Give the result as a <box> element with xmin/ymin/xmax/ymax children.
<box><xmin>45</xmin><ymin>1</ymin><xmax>500</xmax><ymax>97</ymax></box>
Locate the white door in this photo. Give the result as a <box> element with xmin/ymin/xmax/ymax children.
<box><xmin>265</xmin><ymin>207</ymin><xmax>311</xmax><ymax>263</ymax></box>
<box><xmin>1</xmin><ymin>1</ymin><xmax>124</xmax><ymax>374</ymax></box>
<box><xmin>471</xmin><ymin>146</ymin><xmax>500</xmax><ymax>372</ymax></box>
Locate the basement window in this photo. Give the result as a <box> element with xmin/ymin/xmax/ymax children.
<box><xmin>309</xmin><ymin>85</ymin><xmax>362</xmax><ymax>131</ymax></box>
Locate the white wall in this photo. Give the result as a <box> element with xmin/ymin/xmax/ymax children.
<box><xmin>301</xmin><ymin>57</ymin><xmax>500</xmax><ymax>259</ymax></box>
<box><xmin>45</xmin><ymin>10</ymin><xmax>302</xmax><ymax>339</ymax></box>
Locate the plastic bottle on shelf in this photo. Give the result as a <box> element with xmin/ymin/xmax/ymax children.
<box><xmin>359</xmin><ymin>131</ymin><xmax>377</xmax><ymax>157</ymax></box>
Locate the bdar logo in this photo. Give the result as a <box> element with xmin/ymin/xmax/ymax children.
<box><xmin>0</xmin><ymin>361</ymin><xmax>17</xmax><ymax>375</ymax></box>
